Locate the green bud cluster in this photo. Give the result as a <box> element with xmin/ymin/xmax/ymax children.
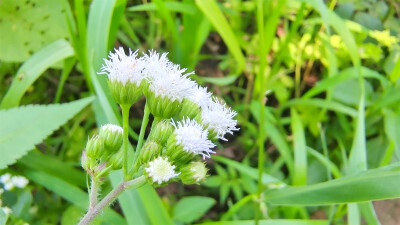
<box><xmin>81</xmin><ymin>124</ymin><xmax>124</xmax><ymax>177</ymax></box>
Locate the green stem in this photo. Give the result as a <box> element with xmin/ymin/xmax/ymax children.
<box><xmin>121</xmin><ymin>104</ymin><xmax>131</xmax><ymax>180</ymax></box>
<box><xmin>130</xmin><ymin>102</ymin><xmax>151</xmax><ymax>175</ymax></box>
<box><xmin>256</xmin><ymin>0</ymin><xmax>266</xmax><ymax>223</ymax></box>
<box><xmin>78</xmin><ymin>176</ymin><xmax>146</xmax><ymax>225</ymax></box>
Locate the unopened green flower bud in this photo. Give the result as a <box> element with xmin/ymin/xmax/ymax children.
<box><xmin>108</xmin><ymin>149</ymin><xmax>124</xmax><ymax>170</ymax></box>
<box><xmin>99</xmin><ymin>124</ymin><xmax>123</xmax><ymax>154</ymax></box>
<box><xmin>140</xmin><ymin>140</ymin><xmax>162</xmax><ymax>164</ymax></box>
<box><xmin>179</xmin><ymin>161</ymin><xmax>208</xmax><ymax>184</ymax></box>
<box><xmin>148</xmin><ymin>119</ymin><xmax>174</xmax><ymax>145</ymax></box>
<box><xmin>165</xmin><ymin>134</ymin><xmax>194</xmax><ymax>166</ymax></box>
<box><xmin>86</xmin><ymin>135</ymin><xmax>104</xmax><ymax>159</ymax></box>
<box><xmin>176</xmin><ymin>99</ymin><xmax>201</xmax><ymax>120</ymax></box>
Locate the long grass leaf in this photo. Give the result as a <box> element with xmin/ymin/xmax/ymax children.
<box><xmin>1</xmin><ymin>40</ymin><xmax>74</xmax><ymax>109</ymax></box>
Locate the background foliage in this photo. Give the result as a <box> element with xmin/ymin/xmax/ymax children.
<box><xmin>1</xmin><ymin>0</ymin><xmax>400</xmax><ymax>224</ymax></box>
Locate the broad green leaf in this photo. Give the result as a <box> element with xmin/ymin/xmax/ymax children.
<box><xmin>389</xmin><ymin>52</ymin><xmax>400</xmax><ymax>83</ymax></box>
<box><xmin>291</xmin><ymin>109</ymin><xmax>307</xmax><ymax>186</ymax></box>
<box><xmin>195</xmin><ymin>0</ymin><xmax>245</xmax><ymax>74</ymax></box>
<box><xmin>18</xmin><ymin>150</ymin><xmax>86</xmax><ymax>188</ymax></box>
<box><xmin>197</xmin><ymin>219</ymin><xmax>329</xmax><ymax>225</ymax></box>
<box><xmin>138</xmin><ymin>184</ymin><xmax>175</xmax><ymax>225</ymax></box>
<box><xmin>0</xmin><ymin>0</ymin><xmax>70</xmax><ymax>62</ymax></box>
<box><xmin>23</xmin><ymin>169</ymin><xmax>126</xmax><ymax>224</ymax></box>
<box><xmin>303</xmin><ymin>67</ymin><xmax>389</xmax><ymax>99</ymax></box>
<box><xmin>173</xmin><ymin>196</ymin><xmax>216</xmax><ymax>223</ymax></box>
<box><xmin>201</xmin><ymin>75</ymin><xmax>238</xmax><ymax>86</ymax></box>
<box><xmin>265</xmin><ymin>163</ymin><xmax>400</xmax><ymax>205</ymax></box>
<box><xmin>0</xmin><ymin>39</ymin><xmax>75</xmax><ymax>109</ymax></box>
<box><xmin>0</xmin><ymin>209</ymin><xmax>8</xmax><ymax>225</ymax></box>
<box><xmin>0</xmin><ymin>97</ymin><xmax>93</xmax><ymax>169</ymax></box>
<box><xmin>281</xmin><ymin>99</ymin><xmax>357</xmax><ymax>117</ymax></box>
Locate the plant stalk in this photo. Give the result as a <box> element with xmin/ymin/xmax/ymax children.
<box><xmin>78</xmin><ymin>176</ymin><xmax>146</xmax><ymax>225</ymax></box>
<box><xmin>130</xmin><ymin>102</ymin><xmax>150</xmax><ymax>175</ymax></box>
<box><xmin>89</xmin><ymin>177</ymin><xmax>98</xmax><ymax>209</ymax></box>
<box><xmin>121</xmin><ymin>104</ymin><xmax>131</xmax><ymax>180</ymax></box>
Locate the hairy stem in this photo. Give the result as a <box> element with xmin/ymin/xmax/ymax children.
<box><xmin>89</xmin><ymin>177</ymin><xmax>98</xmax><ymax>209</ymax></box>
<box><xmin>121</xmin><ymin>104</ymin><xmax>131</xmax><ymax>180</ymax></box>
<box><xmin>78</xmin><ymin>176</ymin><xmax>146</xmax><ymax>225</ymax></box>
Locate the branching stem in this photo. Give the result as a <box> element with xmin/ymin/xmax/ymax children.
<box><xmin>78</xmin><ymin>176</ymin><xmax>146</xmax><ymax>225</ymax></box>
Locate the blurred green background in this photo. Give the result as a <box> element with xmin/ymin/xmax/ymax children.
<box><xmin>1</xmin><ymin>0</ymin><xmax>400</xmax><ymax>224</ymax></box>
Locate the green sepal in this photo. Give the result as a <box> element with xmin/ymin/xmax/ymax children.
<box><xmin>108</xmin><ymin>80</ymin><xmax>142</xmax><ymax>106</ymax></box>
<box><xmin>99</xmin><ymin>126</ymin><xmax>123</xmax><ymax>155</ymax></box>
<box><xmin>176</xmin><ymin>99</ymin><xmax>201</xmax><ymax>120</ymax></box>
<box><xmin>139</xmin><ymin>140</ymin><xmax>163</xmax><ymax>164</ymax></box>
<box><xmin>144</xmin><ymin>87</ymin><xmax>182</xmax><ymax>118</ymax></box>
<box><xmin>86</xmin><ymin>135</ymin><xmax>104</xmax><ymax>159</ymax></box>
<box><xmin>165</xmin><ymin>134</ymin><xmax>195</xmax><ymax>166</ymax></box>
<box><xmin>148</xmin><ymin>119</ymin><xmax>174</xmax><ymax>146</ymax></box>
<box><xmin>108</xmin><ymin>149</ymin><xmax>124</xmax><ymax>170</ymax></box>
<box><xmin>179</xmin><ymin>161</ymin><xmax>208</xmax><ymax>184</ymax></box>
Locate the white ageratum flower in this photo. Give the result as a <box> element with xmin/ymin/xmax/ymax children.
<box><xmin>11</xmin><ymin>176</ymin><xmax>28</xmax><ymax>188</ymax></box>
<box><xmin>0</xmin><ymin>174</ymin><xmax>29</xmax><ymax>190</ymax></box>
<box><xmin>171</xmin><ymin>118</ymin><xmax>216</xmax><ymax>158</ymax></box>
<box><xmin>100</xmin><ymin>124</ymin><xmax>123</xmax><ymax>134</ymax></box>
<box><xmin>100</xmin><ymin>47</ymin><xmax>145</xmax><ymax>86</ymax></box>
<box><xmin>145</xmin><ymin>157</ymin><xmax>179</xmax><ymax>184</ymax></box>
<box><xmin>0</xmin><ymin>173</ymin><xmax>11</xmax><ymax>183</ymax></box>
<box><xmin>187</xmin><ymin>85</ymin><xmax>212</xmax><ymax>108</ymax></box>
<box><xmin>143</xmin><ymin>51</ymin><xmax>195</xmax><ymax>102</ymax></box>
<box><xmin>200</xmin><ymin>97</ymin><xmax>239</xmax><ymax>141</ymax></box>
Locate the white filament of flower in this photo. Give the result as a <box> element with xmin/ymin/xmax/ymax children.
<box><xmin>145</xmin><ymin>157</ymin><xmax>179</xmax><ymax>184</ymax></box>
<box><xmin>200</xmin><ymin>97</ymin><xmax>239</xmax><ymax>141</ymax></box>
<box><xmin>171</xmin><ymin>118</ymin><xmax>216</xmax><ymax>159</ymax></box>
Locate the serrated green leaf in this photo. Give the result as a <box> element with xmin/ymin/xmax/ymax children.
<box><xmin>0</xmin><ymin>97</ymin><xmax>93</xmax><ymax>169</ymax></box>
<box><xmin>173</xmin><ymin>196</ymin><xmax>216</xmax><ymax>223</ymax></box>
<box><xmin>0</xmin><ymin>0</ymin><xmax>70</xmax><ymax>62</ymax></box>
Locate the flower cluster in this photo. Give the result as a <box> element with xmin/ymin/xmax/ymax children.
<box><xmin>82</xmin><ymin>124</ymin><xmax>124</xmax><ymax>176</ymax></box>
<box><xmin>97</xmin><ymin>48</ymin><xmax>239</xmax><ymax>186</ymax></box>
<box><xmin>0</xmin><ymin>173</ymin><xmax>28</xmax><ymax>190</ymax></box>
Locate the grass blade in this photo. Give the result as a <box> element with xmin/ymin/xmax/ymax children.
<box><xmin>1</xmin><ymin>39</ymin><xmax>74</xmax><ymax>109</ymax></box>
<box><xmin>291</xmin><ymin>109</ymin><xmax>307</xmax><ymax>186</ymax></box>
<box><xmin>195</xmin><ymin>0</ymin><xmax>245</xmax><ymax>74</ymax></box>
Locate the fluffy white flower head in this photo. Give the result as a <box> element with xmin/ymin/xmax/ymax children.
<box><xmin>100</xmin><ymin>124</ymin><xmax>123</xmax><ymax>134</ymax></box>
<box><xmin>145</xmin><ymin>157</ymin><xmax>179</xmax><ymax>184</ymax></box>
<box><xmin>143</xmin><ymin>51</ymin><xmax>195</xmax><ymax>102</ymax></box>
<box><xmin>11</xmin><ymin>176</ymin><xmax>28</xmax><ymax>188</ymax></box>
<box><xmin>187</xmin><ymin>85</ymin><xmax>212</xmax><ymax>108</ymax></box>
<box><xmin>190</xmin><ymin>162</ymin><xmax>208</xmax><ymax>182</ymax></box>
<box><xmin>100</xmin><ymin>47</ymin><xmax>145</xmax><ymax>85</ymax></box>
<box><xmin>171</xmin><ymin>118</ymin><xmax>216</xmax><ymax>158</ymax></box>
<box><xmin>201</xmin><ymin>97</ymin><xmax>239</xmax><ymax>141</ymax></box>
